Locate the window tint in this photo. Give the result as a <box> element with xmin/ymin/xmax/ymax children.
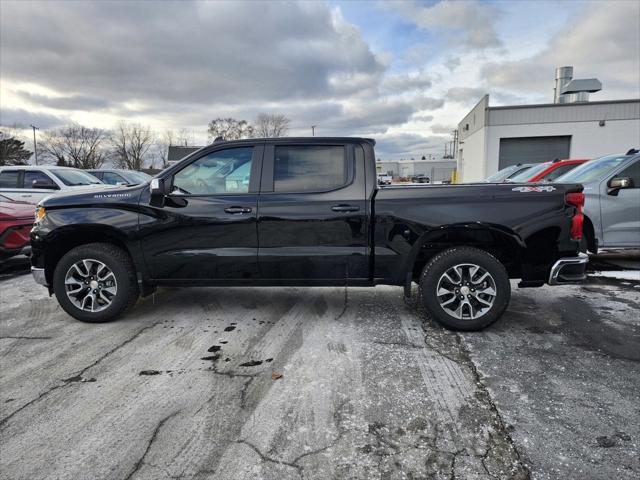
<box><xmin>274</xmin><ymin>146</ymin><xmax>347</xmax><ymax>193</ymax></box>
<box><xmin>102</xmin><ymin>172</ymin><xmax>126</xmax><ymax>185</ymax></box>
<box><xmin>540</xmin><ymin>164</ymin><xmax>579</xmax><ymax>182</ymax></box>
<box><xmin>172</xmin><ymin>147</ymin><xmax>253</xmax><ymax>195</ymax></box>
<box><xmin>0</xmin><ymin>171</ymin><xmax>19</xmax><ymax>188</ymax></box>
<box><xmin>615</xmin><ymin>160</ymin><xmax>640</xmax><ymax>187</ymax></box>
<box><xmin>24</xmin><ymin>171</ymin><xmax>56</xmax><ymax>188</ymax></box>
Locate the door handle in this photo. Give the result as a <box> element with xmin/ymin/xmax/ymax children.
<box><xmin>331</xmin><ymin>204</ymin><xmax>360</xmax><ymax>212</ymax></box>
<box><xmin>224</xmin><ymin>206</ymin><xmax>252</xmax><ymax>214</ymax></box>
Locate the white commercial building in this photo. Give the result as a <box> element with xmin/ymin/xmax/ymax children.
<box><xmin>376</xmin><ymin>159</ymin><xmax>456</xmax><ymax>182</ymax></box>
<box><xmin>457</xmin><ymin>95</ymin><xmax>640</xmax><ymax>182</ymax></box>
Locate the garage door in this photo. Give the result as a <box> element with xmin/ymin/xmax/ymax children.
<box><xmin>498</xmin><ymin>136</ymin><xmax>571</xmax><ymax>169</ymax></box>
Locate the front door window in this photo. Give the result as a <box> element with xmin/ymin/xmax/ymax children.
<box><xmin>172</xmin><ymin>147</ymin><xmax>253</xmax><ymax>195</ymax></box>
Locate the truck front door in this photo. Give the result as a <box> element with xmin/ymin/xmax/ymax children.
<box><xmin>601</xmin><ymin>158</ymin><xmax>640</xmax><ymax>247</ymax></box>
<box><xmin>256</xmin><ymin>142</ymin><xmax>369</xmax><ymax>281</ymax></box>
<box><xmin>140</xmin><ymin>145</ymin><xmax>262</xmax><ymax>280</ymax></box>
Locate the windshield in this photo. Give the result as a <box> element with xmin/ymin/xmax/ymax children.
<box><xmin>554</xmin><ymin>154</ymin><xmax>629</xmax><ymax>183</ymax></box>
<box><xmin>50</xmin><ymin>169</ymin><xmax>102</xmax><ymax>186</ymax></box>
<box><xmin>485</xmin><ymin>166</ymin><xmax>518</xmax><ymax>182</ymax></box>
<box><xmin>508</xmin><ymin>163</ymin><xmax>549</xmax><ymax>182</ymax></box>
<box><xmin>124</xmin><ymin>171</ymin><xmax>151</xmax><ymax>183</ymax></box>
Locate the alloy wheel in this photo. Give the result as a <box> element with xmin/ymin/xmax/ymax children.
<box><xmin>436</xmin><ymin>263</ymin><xmax>497</xmax><ymax>320</ymax></box>
<box><xmin>64</xmin><ymin>259</ymin><xmax>118</xmax><ymax>312</ymax></box>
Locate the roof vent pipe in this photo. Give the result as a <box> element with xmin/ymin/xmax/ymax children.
<box><xmin>554</xmin><ymin>66</ymin><xmax>573</xmax><ymax>104</ymax></box>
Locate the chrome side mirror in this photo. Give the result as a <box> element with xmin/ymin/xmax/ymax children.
<box><xmin>607</xmin><ymin>176</ymin><xmax>632</xmax><ymax>196</ymax></box>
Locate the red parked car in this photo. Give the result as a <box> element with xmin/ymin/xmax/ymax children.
<box><xmin>508</xmin><ymin>158</ymin><xmax>590</xmax><ymax>183</ymax></box>
<box><xmin>0</xmin><ymin>195</ymin><xmax>34</xmax><ymax>260</ymax></box>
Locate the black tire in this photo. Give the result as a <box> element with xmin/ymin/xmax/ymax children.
<box><xmin>53</xmin><ymin>243</ymin><xmax>139</xmax><ymax>323</ymax></box>
<box><xmin>419</xmin><ymin>247</ymin><xmax>511</xmax><ymax>331</ymax></box>
<box><xmin>579</xmin><ymin>229</ymin><xmax>595</xmax><ymax>254</ymax></box>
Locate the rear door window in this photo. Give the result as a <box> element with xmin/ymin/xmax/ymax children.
<box><xmin>273</xmin><ymin>146</ymin><xmax>347</xmax><ymax>193</ymax></box>
<box><xmin>0</xmin><ymin>171</ymin><xmax>19</xmax><ymax>188</ymax></box>
<box><xmin>23</xmin><ymin>170</ymin><xmax>56</xmax><ymax>188</ymax></box>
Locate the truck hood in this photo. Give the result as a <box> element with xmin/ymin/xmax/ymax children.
<box><xmin>39</xmin><ymin>183</ymin><xmax>146</xmax><ymax>208</ymax></box>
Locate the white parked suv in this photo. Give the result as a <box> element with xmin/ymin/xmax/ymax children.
<box><xmin>0</xmin><ymin>165</ymin><xmax>110</xmax><ymax>204</ymax></box>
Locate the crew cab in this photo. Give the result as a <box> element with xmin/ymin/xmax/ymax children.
<box><xmin>30</xmin><ymin>138</ymin><xmax>587</xmax><ymax>330</ymax></box>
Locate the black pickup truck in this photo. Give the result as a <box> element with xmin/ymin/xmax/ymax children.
<box><xmin>30</xmin><ymin>137</ymin><xmax>588</xmax><ymax>330</ymax></box>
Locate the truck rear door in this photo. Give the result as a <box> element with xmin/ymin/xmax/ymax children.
<box><xmin>257</xmin><ymin>141</ymin><xmax>369</xmax><ymax>281</ymax></box>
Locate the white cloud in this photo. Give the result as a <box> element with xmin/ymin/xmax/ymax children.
<box><xmin>481</xmin><ymin>0</ymin><xmax>640</xmax><ymax>101</ymax></box>
<box><xmin>1</xmin><ymin>0</ymin><xmax>638</xmax><ymax>162</ymax></box>
<box><xmin>394</xmin><ymin>0</ymin><xmax>503</xmax><ymax>50</ymax></box>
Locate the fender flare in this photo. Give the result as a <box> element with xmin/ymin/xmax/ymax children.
<box><xmin>402</xmin><ymin>222</ymin><xmax>525</xmax><ymax>297</ymax></box>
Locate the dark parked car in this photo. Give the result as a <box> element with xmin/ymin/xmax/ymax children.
<box><xmin>31</xmin><ymin>138</ymin><xmax>587</xmax><ymax>330</ymax></box>
<box><xmin>411</xmin><ymin>175</ymin><xmax>430</xmax><ymax>183</ymax></box>
<box><xmin>0</xmin><ymin>195</ymin><xmax>34</xmax><ymax>260</ymax></box>
<box><xmin>87</xmin><ymin>169</ymin><xmax>152</xmax><ymax>185</ymax></box>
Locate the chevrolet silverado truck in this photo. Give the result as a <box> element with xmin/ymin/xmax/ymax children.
<box><xmin>30</xmin><ymin>137</ymin><xmax>588</xmax><ymax>330</ymax></box>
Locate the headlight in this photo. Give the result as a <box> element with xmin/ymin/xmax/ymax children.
<box><xmin>35</xmin><ymin>206</ymin><xmax>46</xmax><ymax>223</ymax></box>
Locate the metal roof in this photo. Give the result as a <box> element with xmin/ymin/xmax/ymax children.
<box><xmin>488</xmin><ymin>98</ymin><xmax>637</xmax><ymax>111</ymax></box>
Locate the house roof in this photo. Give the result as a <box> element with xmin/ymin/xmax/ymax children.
<box><xmin>167</xmin><ymin>145</ymin><xmax>203</xmax><ymax>162</ymax></box>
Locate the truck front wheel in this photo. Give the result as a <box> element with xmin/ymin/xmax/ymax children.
<box><xmin>419</xmin><ymin>247</ymin><xmax>511</xmax><ymax>331</ymax></box>
<box><xmin>53</xmin><ymin>243</ymin><xmax>139</xmax><ymax>323</ymax></box>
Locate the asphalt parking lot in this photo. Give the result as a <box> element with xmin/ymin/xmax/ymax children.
<box><xmin>0</xmin><ymin>260</ymin><xmax>638</xmax><ymax>480</ymax></box>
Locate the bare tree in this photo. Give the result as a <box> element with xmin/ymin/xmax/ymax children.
<box><xmin>207</xmin><ymin>118</ymin><xmax>254</xmax><ymax>141</ymax></box>
<box><xmin>111</xmin><ymin>121</ymin><xmax>154</xmax><ymax>170</ymax></box>
<box><xmin>41</xmin><ymin>124</ymin><xmax>108</xmax><ymax>169</ymax></box>
<box><xmin>176</xmin><ymin>128</ymin><xmax>196</xmax><ymax>146</ymax></box>
<box><xmin>254</xmin><ymin>113</ymin><xmax>290</xmax><ymax>138</ymax></box>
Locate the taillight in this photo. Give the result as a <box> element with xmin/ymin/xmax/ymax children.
<box><xmin>566</xmin><ymin>192</ymin><xmax>585</xmax><ymax>240</ymax></box>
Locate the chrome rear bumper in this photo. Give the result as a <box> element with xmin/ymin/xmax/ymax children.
<box><xmin>31</xmin><ymin>267</ymin><xmax>48</xmax><ymax>286</ymax></box>
<box><xmin>548</xmin><ymin>253</ymin><xmax>589</xmax><ymax>285</ymax></box>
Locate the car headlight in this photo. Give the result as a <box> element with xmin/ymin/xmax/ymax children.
<box><xmin>35</xmin><ymin>206</ymin><xmax>46</xmax><ymax>223</ymax></box>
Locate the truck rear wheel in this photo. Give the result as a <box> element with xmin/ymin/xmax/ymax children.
<box><xmin>53</xmin><ymin>243</ymin><xmax>139</xmax><ymax>323</ymax></box>
<box><xmin>419</xmin><ymin>247</ymin><xmax>510</xmax><ymax>331</ymax></box>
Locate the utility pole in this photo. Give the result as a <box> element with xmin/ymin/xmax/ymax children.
<box><xmin>311</xmin><ymin>125</ymin><xmax>317</xmax><ymax>137</ymax></box>
<box><xmin>452</xmin><ymin>129</ymin><xmax>458</xmax><ymax>160</ymax></box>
<box><xmin>30</xmin><ymin>125</ymin><xmax>39</xmax><ymax>165</ymax></box>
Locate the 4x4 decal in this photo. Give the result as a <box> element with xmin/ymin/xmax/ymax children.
<box><xmin>512</xmin><ymin>186</ymin><xmax>556</xmax><ymax>193</ymax></box>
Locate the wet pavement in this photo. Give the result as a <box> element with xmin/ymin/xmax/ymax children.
<box><xmin>0</xmin><ymin>266</ymin><xmax>638</xmax><ymax>480</ymax></box>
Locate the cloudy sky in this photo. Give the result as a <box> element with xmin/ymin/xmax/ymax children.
<box><xmin>1</xmin><ymin>0</ymin><xmax>638</xmax><ymax>159</ymax></box>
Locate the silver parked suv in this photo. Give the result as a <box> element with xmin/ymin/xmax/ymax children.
<box><xmin>555</xmin><ymin>151</ymin><xmax>640</xmax><ymax>252</ymax></box>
